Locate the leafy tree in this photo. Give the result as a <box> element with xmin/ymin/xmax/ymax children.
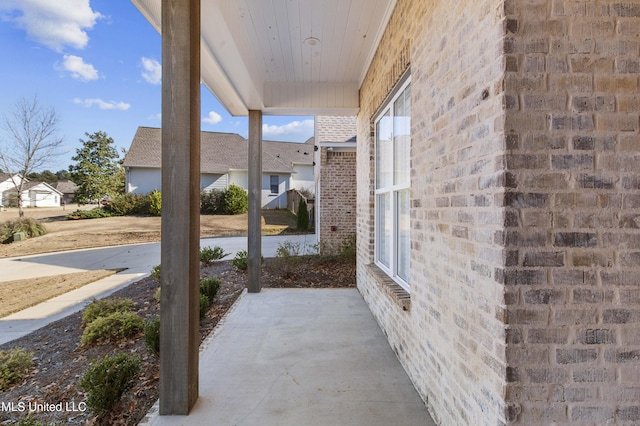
<box><xmin>0</xmin><ymin>96</ymin><xmax>64</xmax><ymax>217</ymax></box>
<box><xmin>27</xmin><ymin>169</ymin><xmax>58</xmax><ymax>184</ymax></box>
<box><xmin>56</xmin><ymin>169</ymin><xmax>71</xmax><ymax>181</ymax></box>
<box><xmin>69</xmin><ymin>131</ymin><xmax>123</xmax><ymax>204</ymax></box>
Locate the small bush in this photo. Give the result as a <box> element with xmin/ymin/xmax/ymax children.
<box><xmin>153</xmin><ymin>287</ymin><xmax>162</xmax><ymax>303</ymax></box>
<box><xmin>339</xmin><ymin>234</ymin><xmax>357</xmax><ymax>263</ymax></box>
<box><xmin>0</xmin><ymin>218</ymin><xmax>47</xmax><ymax>244</ymax></box>
<box><xmin>66</xmin><ymin>208</ymin><xmax>112</xmax><ymax>220</ymax></box>
<box><xmin>200</xmin><ymin>189</ymin><xmax>225</xmax><ymax>214</ymax></box>
<box><xmin>232</xmin><ymin>250</ymin><xmax>248</xmax><ymax>271</ymax></box>
<box><xmin>80</xmin><ymin>311</ymin><xmax>144</xmax><ymax>346</ymax></box>
<box><xmin>274</xmin><ymin>241</ymin><xmax>302</xmax><ymax>277</ymax></box>
<box><xmin>151</xmin><ymin>264</ymin><xmax>161</xmax><ymax>282</ymax></box>
<box><xmin>0</xmin><ymin>348</ymin><xmax>33</xmax><ymax>390</ymax></box>
<box><xmin>199</xmin><ymin>294</ymin><xmax>209</xmax><ymax>320</ymax></box>
<box><xmin>144</xmin><ymin>317</ymin><xmax>160</xmax><ymax>356</ymax></box>
<box><xmin>105</xmin><ymin>193</ymin><xmax>148</xmax><ymax>216</ymax></box>
<box><xmin>82</xmin><ymin>298</ymin><xmax>134</xmax><ymax>326</ymax></box>
<box><xmin>200</xmin><ymin>277</ymin><xmax>221</xmax><ymax>304</ymax></box>
<box><xmin>15</xmin><ymin>415</ymin><xmax>43</xmax><ymax>426</ymax></box>
<box><xmin>148</xmin><ymin>190</ymin><xmax>162</xmax><ymax>216</ymax></box>
<box><xmin>200</xmin><ymin>246</ymin><xmax>229</xmax><ymax>265</ymax></box>
<box><xmin>79</xmin><ymin>352</ymin><xmax>140</xmax><ymax>413</ymax></box>
<box><xmin>224</xmin><ymin>184</ymin><xmax>248</xmax><ymax>215</ymax></box>
<box><xmin>296</xmin><ymin>199</ymin><xmax>309</xmax><ymax>230</ymax></box>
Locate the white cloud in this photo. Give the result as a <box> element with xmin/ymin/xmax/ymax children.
<box><xmin>1</xmin><ymin>0</ymin><xmax>102</xmax><ymax>52</ymax></box>
<box><xmin>202</xmin><ymin>111</ymin><xmax>222</xmax><ymax>125</ymax></box>
<box><xmin>262</xmin><ymin>119</ymin><xmax>314</xmax><ymax>141</ymax></box>
<box><xmin>58</xmin><ymin>54</ymin><xmax>98</xmax><ymax>81</ymax></box>
<box><xmin>140</xmin><ymin>57</ymin><xmax>161</xmax><ymax>84</ymax></box>
<box><xmin>73</xmin><ymin>98</ymin><xmax>130</xmax><ymax>111</ymax></box>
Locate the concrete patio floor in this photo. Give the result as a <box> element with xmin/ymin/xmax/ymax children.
<box><xmin>140</xmin><ymin>288</ymin><xmax>436</xmax><ymax>426</ymax></box>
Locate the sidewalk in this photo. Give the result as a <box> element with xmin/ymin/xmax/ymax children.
<box><xmin>140</xmin><ymin>289</ymin><xmax>436</xmax><ymax>426</ymax></box>
<box><xmin>0</xmin><ymin>234</ymin><xmax>317</xmax><ymax>345</ymax></box>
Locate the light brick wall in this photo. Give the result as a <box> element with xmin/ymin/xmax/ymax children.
<box><xmin>318</xmin><ymin>150</ymin><xmax>357</xmax><ymax>249</ymax></box>
<box><xmin>357</xmin><ymin>0</ymin><xmax>508</xmax><ymax>424</ymax></box>
<box><xmin>504</xmin><ymin>1</ymin><xmax>640</xmax><ymax>423</ymax></box>
<box><xmin>315</xmin><ymin>116</ymin><xmax>357</xmax><ymax>250</ymax></box>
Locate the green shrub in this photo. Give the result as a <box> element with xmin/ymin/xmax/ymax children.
<box><xmin>296</xmin><ymin>199</ymin><xmax>309</xmax><ymax>230</ymax></box>
<box><xmin>153</xmin><ymin>287</ymin><xmax>162</xmax><ymax>303</ymax></box>
<box><xmin>199</xmin><ymin>294</ymin><xmax>209</xmax><ymax>320</ymax></box>
<box><xmin>224</xmin><ymin>184</ymin><xmax>248</xmax><ymax>215</ymax></box>
<box><xmin>200</xmin><ymin>246</ymin><xmax>229</xmax><ymax>265</ymax></box>
<box><xmin>200</xmin><ymin>189</ymin><xmax>225</xmax><ymax>214</ymax></box>
<box><xmin>274</xmin><ymin>241</ymin><xmax>302</xmax><ymax>277</ymax></box>
<box><xmin>151</xmin><ymin>264</ymin><xmax>161</xmax><ymax>282</ymax></box>
<box><xmin>148</xmin><ymin>190</ymin><xmax>162</xmax><ymax>216</ymax></box>
<box><xmin>0</xmin><ymin>348</ymin><xmax>33</xmax><ymax>390</ymax></box>
<box><xmin>200</xmin><ymin>277</ymin><xmax>221</xmax><ymax>304</ymax></box>
<box><xmin>105</xmin><ymin>193</ymin><xmax>148</xmax><ymax>216</ymax></box>
<box><xmin>0</xmin><ymin>218</ymin><xmax>47</xmax><ymax>244</ymax></box>
<box><xmin>82</xmin><ymin>298</ymin><xmax>134</xmax><ymax>326</ymax></box>
<box><xmin>15</xmin><ymin>415</ymin><xmax>43</xmax><ymax>426</ymax></box>
<box><xmin>144</xmin><ymin>317</ymin><xmax>160</xmax><ymax>356</ymax></box>
<box><xmin>79</xmin><ymin>352</ymin><xmax>140</xmax><ymax>413</ymax></box>
<box><xmin>66</xmin><ymin>208</ymin><xmax>112</xmax><ymax>220</ymax></box>
<box><xmin>232</xmin><ymin>250</ymin><xmax>248</xmax><ymax>271</ymax></box>
<box><xmin>80</xmin><ymin>311</ymin><xmax>144</xmax><ymax>346</ymax></box>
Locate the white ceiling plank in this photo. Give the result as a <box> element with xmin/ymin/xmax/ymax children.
<box><xmin>132</xmin><ymin>0</ymin><xmax>396</xmax><ymax>115</ymax></box>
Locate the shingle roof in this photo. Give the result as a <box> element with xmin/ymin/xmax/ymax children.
<box><xmin>123</xmin><ymin>127</ymin><xmax>313</xmax><ymax>174</ymax></box>
<box><xmin>51</xmin><ymin>180</ymin><xmax>78</xmax><ymax>194</ymax></box>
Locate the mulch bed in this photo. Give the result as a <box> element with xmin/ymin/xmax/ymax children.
<box><xmin>0</xmin><ymin>256</ymin><xmax>355</xmax><ymax>425</ymax></box>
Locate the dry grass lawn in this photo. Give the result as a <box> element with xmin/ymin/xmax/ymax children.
<box><xmin>0</xmin><ymin>269</ymin><xmax>120</xmax><ymax>317</ymax></box>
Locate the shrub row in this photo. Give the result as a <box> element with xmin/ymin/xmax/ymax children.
<box><xmin>200</xmin><ymin>184</ymin><xmax>248</xmax><ymax>215</ymax></box>
<box><xmin>104</xmin><ymin>190</ymin><xmax>162</xmax><ymax>217</ymax></box>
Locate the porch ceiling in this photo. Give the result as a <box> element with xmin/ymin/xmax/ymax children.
<box><xmin>132</xmin><ymin>0</ymin><xmax>396</xmax><ymax>116</ymax></box>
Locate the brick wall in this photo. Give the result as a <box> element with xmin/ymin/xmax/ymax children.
<box><xmin>357</xmin><ymin>0</ymin><xmax>508</xmax><ymax>424</ymax></box>
<box><xmin>504</xmin><ymin>1</ymin><xmax>640</xmax><ymax>423</ymax></box>
<box><xmin>315</xmin><ymin>116</ymin><xmax>357</xmax><ymax>250</ymax></box>
<box><xmin>318</xmin><ymin>150</ymin><xmax>357</xmax><ymax>249</ymax></box>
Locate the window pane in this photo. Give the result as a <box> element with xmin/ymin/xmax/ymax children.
<box><xmin>270</xmin><ymin>175</ymin><xmax>278</xmax><ymax>194</ymax></box>
<box><xmin>376</xmin><ymin>192</ymin><xmax>391</xmax><ymax>268</ymax></box>
<box><xmin>397</xmin><ymin>189</ymin><xmax>410</xmax><ymax>283</ymax></box>
<box><xmin>394</xmin><ymin>85</ymin><xmax>411</xmax><ymax>186</ymax></box>
<box><xmin>376</xmin><ymin>111</ymin><xmax>392</xmax><ymax>189</ymax></box>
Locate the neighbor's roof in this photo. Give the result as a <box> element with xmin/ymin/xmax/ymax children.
<box><xmin>51</xmin><ymin>180</ymin><xmax>78</xmax><ymax>194</ymax></box>
<box><xmin>315</xmin><ymin>116</ymin><xmax>357</xmax><ymax>144</ymax></box>
<box><xmin>123</xmin><ymin>127</ymin><xmax>314</xmax><ymax>174</ymax></box>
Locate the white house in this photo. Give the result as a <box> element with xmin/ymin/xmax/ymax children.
<box><xmin>0</xmin><ymin>173</ymin><xmax>62</xmax><ymax>208</ymax></box>
<box><xmin>123</xmin><ymin>126</ymin><xmax>314</xmax><ymax>208</ymax></box>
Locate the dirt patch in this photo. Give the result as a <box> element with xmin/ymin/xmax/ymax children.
<box><xmin>0</xmin><ymin>269</ymin><xmax>122</xmax><ymax>318</ymax></box>
<box><xmin>0</xmin><ymin>257</ymin><xmax>355</xmax><ymax>425</ymax></box>
<box><xmin>0</xmin><ymin>208</ymin><xmax>304</xmax><ymax>258</ymax></box>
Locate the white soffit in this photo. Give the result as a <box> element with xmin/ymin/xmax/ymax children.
<box><xmin>131</xmin><ymin>0</ymin><xmax>397</xmax><ymax>116</ymax></box>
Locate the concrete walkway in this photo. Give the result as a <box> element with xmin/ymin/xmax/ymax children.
<box><xmin>0</xmin><ymin>234</ymin><xmax>317</xmax><ymax>345</ymax></box>
<box><xmin>140</xmin><ymin>289</ymin><xmax>435</xmax><ymax>426</ymax></box>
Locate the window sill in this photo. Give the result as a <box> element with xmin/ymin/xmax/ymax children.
<box><xmin>366</xmin><ymin>264</ymin><xmax>411</xmax><ymax>312</ymax></box>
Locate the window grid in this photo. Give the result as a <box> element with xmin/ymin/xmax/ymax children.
<box><xmin>374</xmin><ymin>77</ymin><xmax>411</xmax><ymax>292</ymax></box>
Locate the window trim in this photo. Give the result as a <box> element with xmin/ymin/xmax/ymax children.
<box><xmin>269</xmin><ymin>175</ymin><xmax>279</xmax><ymax>194</ymax></box>
<box><xmin>373</xmin><ymin>74</ymin><xmax>411</xmax><ymax>293</ymax></box>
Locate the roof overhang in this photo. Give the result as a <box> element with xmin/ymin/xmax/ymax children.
<box><xmin>132</xmin><ymin>0</ymin><xmax>396</xmax><ymax>116</ymax></box>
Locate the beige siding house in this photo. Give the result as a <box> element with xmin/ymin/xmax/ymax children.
<box><xmin>123</xmin><ymin>126</ymin><xmax>314</xmax><ymax>208</ymax></box>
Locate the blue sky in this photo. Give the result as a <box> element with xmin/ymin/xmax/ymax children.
<box><xmin>0</xmin><ymin>0</ymin><xmax>314</xmax><ymax>173</ymax></box>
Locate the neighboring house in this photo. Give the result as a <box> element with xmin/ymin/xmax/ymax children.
<box><xmin>123</xmin><ymin>126</ymin><xmax>314</xmax><ymax>208</ymax></box>
<box><xmin>0</xmin><ymin>173</ymin><xmax>62</xmax><ymax>207</ymax></box>
<box><xmin>50</xmin><ymin>180</ymin><xmax>78</xmax><ymax>205</ymax></box>
<box><xmin>314</xmin><ymin>116</ymin><xmax>357</xmax><ymax>250</ymax></box>
<box><xmin>134</xmin><ymin>0</ymin><xmax>640</xmax><ymax>423</ymax></box>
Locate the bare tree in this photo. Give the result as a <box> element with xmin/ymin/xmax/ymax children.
<box><xmin>0</xmin><ymin>96</ymin><xmax>64</xmax><ymax>217</ymax></box>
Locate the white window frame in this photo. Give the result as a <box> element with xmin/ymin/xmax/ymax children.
<box><xmin>374</xmin><ymin>73</ymin><xmax>411</xmax><ymax>292</ymax></box>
